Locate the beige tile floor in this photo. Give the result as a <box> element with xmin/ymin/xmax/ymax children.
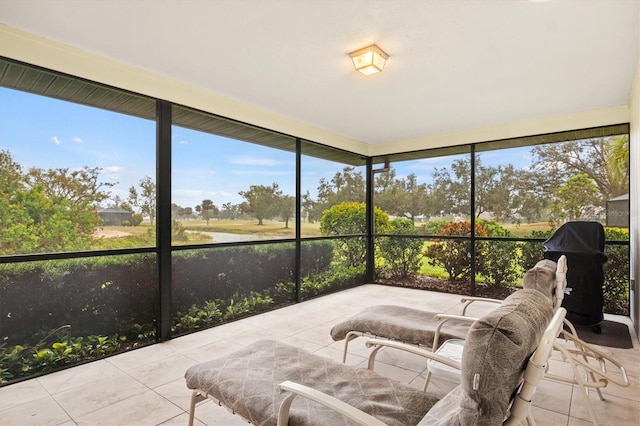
<box><xmin>1</xmin><ymin>284</ymin><xmax>638</xmax><ymax>426</ymax></box>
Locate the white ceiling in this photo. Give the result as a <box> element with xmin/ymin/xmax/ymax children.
<box><xmin>1</xmin><ymin>0</ymin><xmax>638</xmax><ymax>145</ymax></box>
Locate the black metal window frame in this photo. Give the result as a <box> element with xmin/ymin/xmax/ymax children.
<box><xmin>0</xmin><ymin>57</ymin><xmax>631</xmax><ymax>344</ymax></box>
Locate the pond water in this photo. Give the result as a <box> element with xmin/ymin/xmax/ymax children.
<box><xmin>187</xmin><ymin>230</ymin><xmax>271</xmax><ymax>243</ymax></box>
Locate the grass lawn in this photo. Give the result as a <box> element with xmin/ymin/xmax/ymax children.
<box><xmin>92</xmin><ymin>220</ymin><xmax>553</xmax><ymax>250</ymax></box>
<box><xmin>180</xmin><ymin>219</ymin><xmax>322</xmax><ymax>237</ymax></box>
<box><xmin>91</xmin><ymin>220</ymin><xmax>323</xmax><ymax>249</ymax></box>
<box><xmin>502</xmin><ymin>222</ymin><xmax>554</xmax><ymax>237</ymax></box>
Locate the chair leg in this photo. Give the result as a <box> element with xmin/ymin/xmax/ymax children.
<box><xmin>567</xmin><ymin>361</ymin><xmax>600</xmax><ymax>426</ymax></box>
<box><xmin>342</xmin><ymin>339</ymin><xmax>350</xmax><ymax>363</ymax></box>
<box><xmin>423</xmin><ymin>370</ymin><xmax>432</xmax><ymax>392</ymax></box>
<box><xmin>188</xmin><ymin>390</ymin><xmax>207</xmax><ymax>426</ymax></box>
<box><xmin>525</xmin><ymin>413</ymin><xmax>537</xmax><ymax>426</ymax></box>
<box><xmin>342</xmin><ymin>332</ymin><xmax>363</xmax><ymax>363</ymax></box>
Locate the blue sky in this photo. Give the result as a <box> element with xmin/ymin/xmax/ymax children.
<box><xmin>1</xmin><ymin>87</ymin><xmax>532</xmax><ymax>209</ymax></box>
<box><xmin>0</xmin><ymin>87</ymin><xmax>358</xmax><ymax>208</ymax></box>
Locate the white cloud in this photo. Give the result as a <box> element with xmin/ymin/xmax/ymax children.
<box><xmin>73</xmin><ymin>137</ymin><xmax>83</xmax><ymax>143</ymax></box>
<box><xmin>103</xmin><ymin>166</ymin><xmax>125</xmax><ymax>180</ymax></box>
<box><xmin>51</xmin><ymin>136</ymin><xmax>61</xmax><ymax>145</ymax></box>
<box><xmin>180</xmin><ymin>140</ymin><xmax>189</xmax><ymax>145</ymax></box>
<box><xmin>104</xmin><ymin>166</ymin><xmax>125</xmax><ymax>173</ymax></box>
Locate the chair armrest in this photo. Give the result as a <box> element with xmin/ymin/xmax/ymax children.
<box><xmin>432</xmin><ymin>314</ymin><xmax>478</xmax><ymax>349</ymax></box>
<box><xmin>365</xmin><ymin>338</ymin><xmax>462</xmax><ymax>371</ymax></box>
<box><xmin>460</xmin><ymin>296</ymin><xmax>502</xmax><ymax>316</ymax></box>
<box><xmin>276</xmin><ymin>380</ymin><xmax>387</xmax><ymax>426</ymax></box>
<box><xmin>433</xmin><ymin>313</ymin><xmax>479</xmax><ymax>323</ymax></box>
<box><xmin>554</xmin><ymin>255</ymin><xmax>568</xmax><ymax>309</ymax></box>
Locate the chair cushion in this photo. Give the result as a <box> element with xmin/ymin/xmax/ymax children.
<box><xmin>522</xmin><ymin>259</ymin><xmax>557</xmax><ymax>302</ymax></box>
<box><xmin>330</xmin><ymin>305</ymin><xmax>470</xmax><ymax>347</ymax></box>
<box><xmin>457</xmin><ymin>289</ymin><xmax>553</xmax><ymax>426</ymax></box>
<box><xmin>418</xmin><ymin>289</ymin><xmax>553</xmax><ymax>426</ymax></box>
<box><xmin>185</xmin><ymin>339</ymin><xmax>439</xmax><ymax>426</ymax></box>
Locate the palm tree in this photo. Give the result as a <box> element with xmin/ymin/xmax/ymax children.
<box><xmin>606</xmin><ymin>135</ymin><xmax>629</xmax><ymax>197</ymax></box>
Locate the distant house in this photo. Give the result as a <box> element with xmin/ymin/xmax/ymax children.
<box><xmin>97</xmin><ymin>207</ymin><xmax>133</xmax><ymax>226</ymax></box>
<box><xmin>606</xmin><ymin>194</ymin><xmax>629</xmax><ymax>228</ymax></box>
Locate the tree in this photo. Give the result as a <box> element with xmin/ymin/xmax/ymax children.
<box><xmin>196</xmin><ymin>199</ymin><xmax>218</xmax><ymax>225</ymax></box>
<box><xmin>276</xmin><ymin>195</ymin><xmax>295</xmax><ymax>229</ymax></box>
<box><xmin>430</xmin><ymin>158</ymin><xmax>517</xmax><ymax>219</ymax></box>
<box><xmin>375</xmin><ymin>170</ymin><xmax>430</xmax><ymax>223</ymax></box>
<box><xmin>239</xmin><ymin>183</ymin><xmax>282</xmax><ymax>225</ymax></box>
<box><xmin>308</xmin><ymin>167</ymin><xmax>366</xmax><ymax>222</ymax></box>
<box><xmin>531</xmin><ymin>137</ymin><xmax>627</xmax><ymax>203</ymax></box>
<box><xmin>26</xmin><ymin>166</ymin><xmax>114</xmax><ymax>205</ymax></box>
<box><xmin>0</xmin><ymin>150</ymin><xmax>108</xmax><ymax>254</ymax></box>
<box><xmin>552</xmin><ymin>173</ymin><xmax>601</xmax><ymax>221</ymax></box>
<box><xmin>431</xmin><ymin>160</ymin><xmax>471</xmax><ymax>217</ymax></box>
<box><xmin>373</xmin><ymin>167</ymin><xmax>399</xmax><ymax>214</ymax></box>
<box><xmin>128</xmin><ymin>176</ymin><xmax>156</xmax><ymax>225</ymax></box>
<box><xmin>220</xmin><ymin>202</ymin><xmax>241</xmax><ymax>220</ymax></box>
<box><xmin>0</xmin><ymin>149</ymin><xmax>24</xmax><ymax>195</ymax></box>
<box><xmin>508</xmin><ymin>169</ymin><xmax>552</xmax><ymax>223</ymax></box>
<box><xmin>301</xmin><ymin>190</ymin><xmax>318</xmax><ymax>223</ymax></box>
<box><xmin>474</xmin><ymin>163</ymin><xmax>517</xmax><ymax>220</ymax></box>
<box><xmin>109</xmin><ymin>195</ymin><xmax>133</xmax><ymax>212</ymax></box>
<box><xmin>606</xmin><ymin>135</ymin><xmax>629</xmax><ymax>195</ymax></box>
<box><xmin>171</xmin><ymin>204</ymin><xmax>194</xmax><ymax>220</ymax></box>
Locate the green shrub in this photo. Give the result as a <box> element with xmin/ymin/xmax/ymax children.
<box><xmin>0</xmin><ymin>326</ymin><xmax>129</xmax><ymax>385</ymax></box>
<box><xmin>300</xmin><ymin>265</ymin><xmax>366</xmax><ymax>299</ymax></box>
<box><xmin>132</xmin><ymin>214</ymin><xmax>144</xmax><ymax>226</ymax></box>
<box><xmin>477</xmin><ymin>219</ymin><xmax>520</xmax><ymax>287</ymax></box>
<box><xmin>424</xmin><ymin>221</ymin><xmax>488</xmax><ymax>283</ymax></box>
<box><xmin>222</xmin><ymin>291</ymin><xmax>274</xmax><ymax>321</ymax></box>
<box><xmin>171</xmin><ymin>244</ymin><xmax>297</xmax><ymax>311</ymax></box>
<box><xmin>172</xmin><ymin>301</ymin><xmax>223</xmax><ymax>335</ymax></box>
<box><xmin>172</xmin><ymin>219</ymin><xmax>189</xmax><ymax>241</ymax></box>
<box><xmin>603</xmin><ymin>227</ymin><xmax>629</xmax><ymax>315</ymax></box>
<box><xmin>273</xmin><ymin>265</ymin><xmax>366</xmax><ymax>301</ymax></box>
<box><xmin>519</xmin><ymin>229</ymin><xmax>555</xmax><ymax>270</ymax></box>
<box><xmin>320</xmin><ymin>202</ymin><xmax>390</xmax><ymax>267</ymax></box>
<box><xmin>0</xmin><ymin>255</ymin><xmax>157</xmax><ymax>346</ymax></box>
<box><xmin>419</xmin><ymin>219</ymin><xmax>449</xmax><ymax>236</ymax></box>
<box><xmin>378</xmin><ymin>218</ymin><xmax>423</xmax><ymax>278</ymax></box>
<box><xmin>300</xmin><ymin>240</ymin><xmax>334</xmax><ymax>275</ymax></box>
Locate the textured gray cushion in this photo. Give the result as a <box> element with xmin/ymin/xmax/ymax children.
<box><xmin>419</xmin><ymin>289</ymin><xmax>553</xmax><ymax>426</ymax></box>
<box><xmin>185</xmin><ymin>339</ymin><xmax>439</xmax><ymax>426</ymax></box>
<box><xmin>330</xmin><ymin>305</ymin><xmax>470</xmax><ymax>348</ymax></box>
<box><xmin>458</xmin><ymin>289</ymin><xmax>553</xmax><ymax>425</ymax></box>
<box><xmin>522</xmin><ymin>259</ymin><xmax>557</xmax><ymax>302</ymax></box>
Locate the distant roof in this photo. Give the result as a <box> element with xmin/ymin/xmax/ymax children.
<box><xmin>97</xmin><ymin>207</ymin><xmax>131</xmax><ymax>213</ymax></box>
<box><xmin>607</xmin><ymin>194</ymin><xmax>629</xmax><ymax>202</ymax></box>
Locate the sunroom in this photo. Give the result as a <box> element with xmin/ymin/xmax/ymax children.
<box><xmin>0</xmin><ymin>1</ymin><xmax>638</xmax><ymax>425</ymax></box>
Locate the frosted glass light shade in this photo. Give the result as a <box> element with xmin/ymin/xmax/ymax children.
<box><xmin>349</xmin><ymin>45</ymin><xmax>388</xmax><ymax>75</ymax></box>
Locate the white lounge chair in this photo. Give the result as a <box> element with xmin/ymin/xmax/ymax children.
<box><xmin>185</xmin><ymin>288</ymin><xmax>562</xmax><ymax>425</ymax></box>
<box><xmin>330</xmin><ymin>257</ymin><xmax>567</xmax><ymax>364</ymax></box>
<box><xmin>331</xmin><ymin>256</ymin><xmax>629</xmax><ymax>425</ymax></box>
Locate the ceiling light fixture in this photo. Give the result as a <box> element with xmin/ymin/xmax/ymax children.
<box><xmin>349</xmin><ymin>45</ymin><xmax>388</xmax><ymax>76</ymax></box>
